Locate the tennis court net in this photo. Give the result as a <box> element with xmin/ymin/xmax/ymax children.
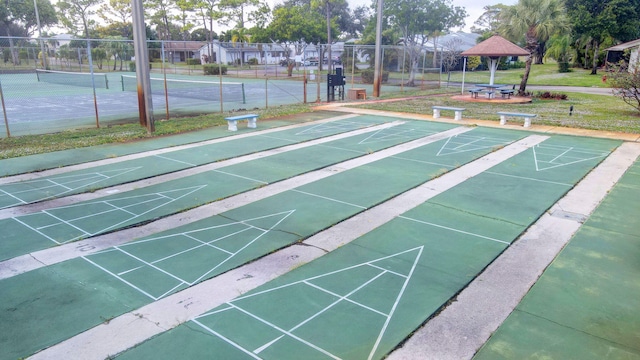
<box><xmin>35</xmin><ymin>69</ymin><xmax>109</xmax><ymax>89</ymax></box>
<box><xmin>121</xmin><ymin>75</ymin><xmax>246</xmax><ymax>104</ymax></box>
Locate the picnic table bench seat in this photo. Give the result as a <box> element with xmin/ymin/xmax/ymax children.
<box><xmin>225</xmin><ymin>114</ymin><xmax>259</xmax><ymax>131</ymax></box>
<box><xmin>497</xmin><ymin>111</ymin><xmax>537</xmax><ymax>127</ymax></box>
<box><xmin>432</xmin><ymin>106</ymin><xmax>466</xmax><ymax>121</ymax></box>
<box><xmin>468</xmin><ymin>88</ymin><xmax>483</xmax><ymax>98</ymax></box>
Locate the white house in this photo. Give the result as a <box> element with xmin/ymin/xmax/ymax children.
<box><xmin>606</xmin><ymin>38</ymin><xmax>640</xmax><ymax>73</ymax></box>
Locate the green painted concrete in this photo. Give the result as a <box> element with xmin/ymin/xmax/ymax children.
<box><xmin>0</xmin><ymin>117</ymin><xmax>416</xmax><ymax>261</ymax></box>
<box><xmin>0</xmin><ymin>111</ymin><xmax>342</xmax><ymax>177</ymax></box>
<box><xmin>474</xmin><ymin>160</ymin><xmax>640</xmax><ymax>360</ymax></box>
<box><xmin>115</xmin><ymin>134</ymin><xmax>619</xmax><ymax>360</ymax></box>
<box><xmin>0</xmin><ymin>126</ymin><xmax>524</xmax><ymax>359</ymax></box>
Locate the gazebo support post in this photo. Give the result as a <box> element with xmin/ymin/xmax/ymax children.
<box><xmin>489</xmin><ymin>57</ymin><xmax>500</xmax><ymax>85</ymax></box>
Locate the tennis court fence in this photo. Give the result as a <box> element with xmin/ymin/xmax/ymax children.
<box><xmin>0</xmin><ymin>36</ymin><xmax>443</xmax><ymax>137</ymax></box>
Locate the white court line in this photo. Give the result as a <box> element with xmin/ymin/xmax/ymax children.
<box><xmin>153</xmin><ymin>154</ymin><xmax>197</xmax><ymax>167</ymax></box>
<box><xmin>190</xmin><ymin>210</ymin><xmax>295</xmax><ymax>285</ymax></box>
<box><xmin>87</xmin><ymin>211</ymin><xmax>296</xmax><ymax>300</ymax></box>
<box><xmin>211</xmin><ymin>169</ymin><xmax>269</xmax><ymax>184</ymax></box>
<box><xmin>191</xmin><ymin>319</ymin><xmax>263</xmax><ymax>359</ymax></box>
<box><xmin>398</xmin><ymin>216</ymin><xmax>511</xmax><ymax>245</ymax></box>
<box><xmin>82</xmin><ymin>256</ymin><xmax>158</xmax><ymax>300</ymax></box>
<box><xmin>0</xmin><ymin>188</ymin><xmax>26</xmax><ymax>206</ymax></box>
<box><xmin>10</xmin><ymin>216</ymin><xmax>82</xmax><ymax>245</ymax></box>
<box><xmin>302</xmin><ymin>276</ymin><xmax>389</xmax><ymax>320</ymax></box>
<box><xmin>292</xmin><ymin>189</ymin><xmax>367</xmax><ymax>209</ymax></box>
<box><xmin>549</xmin><ymin>147</ymin><xmax>573</xmax><ymax>163</ymax></box>
<box><xmin>368</xmin><ymin>246</ymin><xmax>423</xmax><ymax>360</ymax></box>
<box><xmin>227</xmin><ymin>303</ymin><xmax>341</xmax><ymax>360</ymax></box>
<box><xmin>357</xmin><ymin>128</ymin><xmax>434</xmax><ymax>145</ymax></box>
<box><xmin>485</xmin><ymin>171</ymin><xmax>573</xmax><ymax>187</ymax></box>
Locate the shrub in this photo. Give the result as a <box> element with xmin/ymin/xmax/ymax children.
<box><xmin>360</xmin><ymin>69</ymin><xmax>389</xmax><ymax>84</ymax></box>
<box><xmin>608</xmin><ymin>63</ymin><xmax>640</xmax><ymax>113</ymax></box>
<box><xmin>128</xmin><ymin>62</ymin><xmax>152</xmax><ymax>72</ymax></box>
<box><xmin>247</xmin><ymin>58</ymin><xmax>258</xmax><ymax>65</ymax></box>
<box><xmin>186</xmin><ymin>58</ymin><xmax>200</xmax><ymax>65</ymax></box>
<box><xmin>534</xmin><ymin>91</ymin><xmax>568</xmax><ymax>100</ymax></box>
<box><xmin>203</xmin><ymin>64</ymin><xmax>227</xmax><ymax>75</ymax></box>
<box><xmin>558</xmin><ymin>62</ymin><xmax>571</xmax><ymax>73</ymax></box>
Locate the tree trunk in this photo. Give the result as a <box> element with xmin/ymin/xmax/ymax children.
<box><xmin>6</xmin><ymin>29</ymin><xmax>19</xmax><ymax>65</ymax></box>
<box><xmin>519</xmin><ymin>55</ymin><xmax>533</xmax><ymax>96</ymax></box>
<box><xmin>591</xmin><ymin>41</ymin><xmax>599</xmax><ymax>75</ymax></box>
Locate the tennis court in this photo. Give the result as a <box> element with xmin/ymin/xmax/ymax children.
<box><xmin>0</xmin><ymin>110</ymin><xmax>637</xmax><ymax>360</ymax></box>
<box><xmin>0</xmin><ymin>70</ymin><xmax>398</xmax><ymax>136</ymax></box>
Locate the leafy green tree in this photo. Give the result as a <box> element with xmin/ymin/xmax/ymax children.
<box><xmin>194</xmin><ymin>0</ymin><xmax>223</xmax><ymax>59</ymax></box>
<box><xmin>384</xmin><ymin>0</ymin><xmax>466</xmax><ymax>86</ymax></box>
<box><xmin>57</xmin><ymin>0</ymin><xmax>100</xmax><ymax>38</ymax></box>
<box><xmin>1</xmin><ymin>0</ymin><xmax>57</xmax><ymax>64</ymax></box>
<box><xmin>146</xmin><ymin>0</ymin><xmax>175</xmax><ymax>40</ymax></box>
<box><xmin>544</xmin><ymin>34</ymin><xmax>575</xmax><ymax>72</ymax></box>
<box><xmin>499</xmin><ymin>0</ymin><xmax>568</xmax><ymax>95</ymax></box>
<box><xmin>96</xmin><ymin>0</ymin><xmax>132</xmax><ymax>38</ymax></box>
<box><xmin>566</xmin><ymin>0</ymin><xmax>640</xmax><ymax>75</ymax></box>
<box><xmin>471</xmin><ymin>4</ymin><xmax>507</xmax><ymax>34</ymax></box>
<box><xmin>230</xmin><ymin>27</ymin><xmax>250</xmax><ymax>66</ymax></box>
<box><xmin>191</xmin><ymin>27</ymin><xmax>217</xmax><ymax>41</ymax></box>
<box><xmin>91</xmin><ymin>46</ymin><xmax>107</xmax><ymax>69</ymax></box>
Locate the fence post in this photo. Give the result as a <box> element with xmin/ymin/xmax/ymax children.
<box><xmin>0</xmin><ymin>77</ymin><xmax>10</xmax><ymax>137</ymax></box>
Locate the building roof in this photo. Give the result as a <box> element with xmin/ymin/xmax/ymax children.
<box><xmin>606</xmin><ymin>38</ymin><xmax>640</xmax><ymax>51</ymax></box>
<box><xmin>461</xmin><ymin>35</ymin><xmax>529</xmax><ymax>57</ymax></box>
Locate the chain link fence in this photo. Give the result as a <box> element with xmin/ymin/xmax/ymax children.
<box><xmin>0</xmin><ymin>36</ymin><xmax>443</xmax><ymax>137</ymax></box>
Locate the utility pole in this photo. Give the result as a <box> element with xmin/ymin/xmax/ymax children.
<box><xmin>373</xmin><ymin>0</ymin><xmax>384</xmax><ymax>97</ymax></box>
<box><xmin>131</xmin><ymin>0</ymin><xmax>155</xmax><ymax>133</ymax></box>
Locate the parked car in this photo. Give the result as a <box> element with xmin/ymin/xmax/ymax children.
<box><xmin>323</xmin><ymin>56</ymin><xmax>342</xmax><ymax>65</ymax></box>
<box><xmin>303</xmin><ymin>57</ymin><xmax>319</xmax><ymax>66</ymax></box>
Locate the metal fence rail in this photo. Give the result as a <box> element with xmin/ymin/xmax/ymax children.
<box><xmin>0</xmin><ymin>37</ymin><xmax>443</xmax><ymax>137</ymax></box>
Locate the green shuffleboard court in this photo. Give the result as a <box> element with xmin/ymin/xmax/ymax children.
<box><xmin>114</xmin><ymin>134</ymin><xmax>620</xmax><ymax>360</ymax></box>
<box><xmin>0</xmin><ymin>114</ymin><xmax>391</xmax><ymax>209</ymax></box>
<box><xmin>474</xmin><ymin>158</ymin><xmax>640</xmax><ymax>360</ymax></box>
<box><xmin>0</xmin><ymin>126</ymin><xmax>530</xmax><ymax>359</ymax></box>
<box><xmin>0</xmin><ymin>116</ymin><xmax>427</xmax><ymax>261</ymax></box>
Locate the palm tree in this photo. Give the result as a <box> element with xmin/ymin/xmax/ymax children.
<box><xmin>230</xmin><ymin>27</ymin><xmax>250</xmax><ymax>67</ymax></box>
<box><xmin>499</xmin><ymin>0</ymin><xmax>568</xmax><ymax>95</ymax></box>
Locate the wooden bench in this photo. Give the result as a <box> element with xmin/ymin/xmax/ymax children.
<box><xmin>225</xmin><ymin>114</ymin><xmax>258</xmax><ymax>131</ymax></box>
<box><xmin>468</xmin><ymin>88</ymin><xmax>483</xmax><ymax>98</ymax></box>
<box><xmin>497</xmin><ymin>111</ymin><xmax>537</xmax><ymax>127</ymax></box>
<box><xmin>432</xmin><ymin>106</ymin><xmax>466</xmax><ymax>121</ymax></box>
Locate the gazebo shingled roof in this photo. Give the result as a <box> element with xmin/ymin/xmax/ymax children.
<box><xmin>461</xmin><ymin>35</ymin><xmax>529</xmax><ymax>57</ymax></box>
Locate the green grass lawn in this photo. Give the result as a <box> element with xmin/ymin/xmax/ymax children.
<box><xmin>358</xmin><ymin>91</ymin><xmax>640</xmax><ymax>133</ymax></box>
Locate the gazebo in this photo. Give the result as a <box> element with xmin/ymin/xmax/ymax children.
<box><xmin>461</xmin><ymin>35</ymin><xmax>530</xmax><ymax>85</ymax></box>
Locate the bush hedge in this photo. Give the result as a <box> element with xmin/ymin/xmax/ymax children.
<box><xmin>203</xmin><ymin>64</ymin><xmax>228</xmax><ymax>75</ymax></box>
<box><xmin>360</xmin><ymin>69</ymin><xmax>389</xmax><ymax>84</ymax></box>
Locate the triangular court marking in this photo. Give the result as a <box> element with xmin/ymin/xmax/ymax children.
<box><xmin>294</xmin><ymin>120</ymin><xmax>371</xmax><ymax>135</ymax></box>
<box><xmin>357</xmin><ymin>128</ymin><xmax>434</xmax><ymax>145</ymax></box>
<box><xmin>194</xmin><ymin>246</ymin><xmax>424</xmax><ymax>359</ymax></box>
<box><xmin>436</xmin><ymin>134</ymin><xmax>510</xmax><ymax>156</ymax></box>
<box><xmin>15</xmin><ymin>185</ymin><xmax>206</xmax><ymax>245</ymax></box>
<box><xmin>532</xmin><ymin>144</ymin><xmax>608</xmax><ymax>171</ymax></box>
<box><xmin>0</xmin><ymin>167</ymin><xmax>141</xmax><ymax>209</ymax></box>
<box><xmin>84</xmin><ymin>210</ymin><xmax>296</xmax><ymax>300</ymax></box>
